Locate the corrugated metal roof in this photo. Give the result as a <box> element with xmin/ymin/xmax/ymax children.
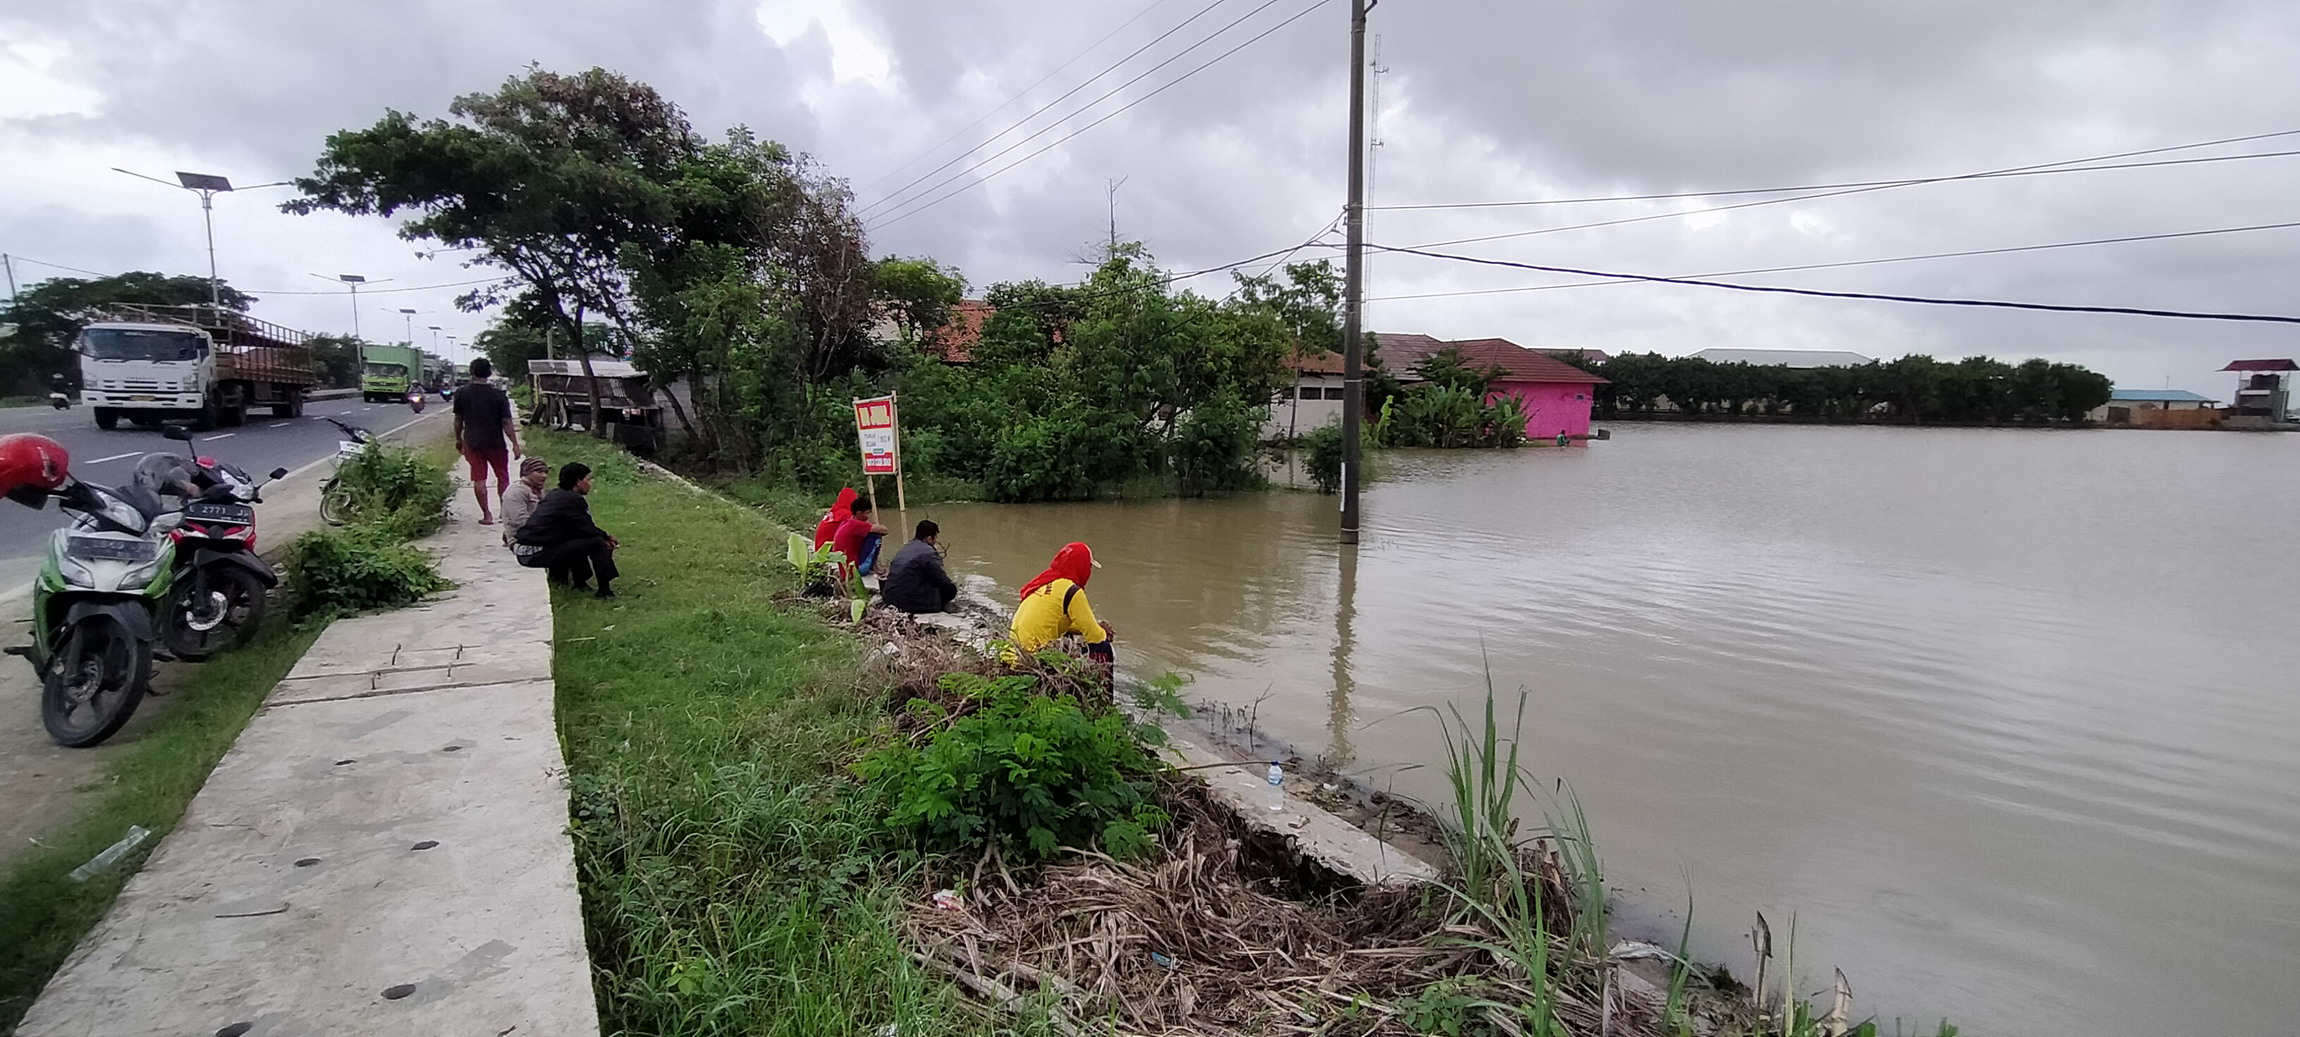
<box><xmin>2108</xmin><ymin>389</ymin><xmax>2214</xmax><ymax>403</ymax></box>
<box><xmin>1691</xmin><ymin>348</ymin><xmax>1876</xmax><ymax>368</ymax></box>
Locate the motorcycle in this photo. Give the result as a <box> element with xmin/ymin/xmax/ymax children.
<box><xmin>137</xmin><ymin>427</ymin><xmax>290</xmax><ymax>660</ymax></box>
<box><xmin>318</xmin><ymin>416</ymin><xmax>378</xmax><ymax>526</ymax></box>
<box><xmin>0</xmin><ymin>434</ymin><xmax>178</xmax><ymax>747</ymax></box>
<box><xmin>48</xmin><ymin>374</ymin><xmax>70</xmax><ymax>410</ymax></box>
<box><xmin>408</xmin><ymin>389</ymin><xmax>426</xmax><ymax>413</ymax></box>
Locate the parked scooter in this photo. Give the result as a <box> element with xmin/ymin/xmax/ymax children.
<box><xmin>318</xmin><ymin>416</ymin><xmax>378</xmax><ymax>526</ymax></box>
<box><xmin>0</xmin><ymin>433</ymin><xmax>179</xmax><ymax>747</ymax></box>
<box><xmin>137</xmin><ymin>427</ymin><xmax>290</xmax><ymax>660</ymax></box>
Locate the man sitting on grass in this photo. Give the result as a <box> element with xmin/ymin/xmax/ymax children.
<box><xmin>513</xmin><ymin>462</ymin><xmax>621</xmax><ymax>599</ymax></box>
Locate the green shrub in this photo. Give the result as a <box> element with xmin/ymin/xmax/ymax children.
<box><xmin>1172</xmin><ymin>399</ymin><xmax>1263</xmax><ymax>496</ymax></box>
<box><xmin>334</xmin><ymin>443</ymin><xmax>453</xmax><ymax>537</ymax></box>
<box><xmin>286</xmin><ymin>525</ymin><xmax>450</xmax><ymax>619</ymax></box>
<box><xmin>1305</xmin><ymin>422</ymin><xmax>1345</xmax><ymax>494</ymax></box>
<box><xmin>856</xmin><ymin>672</ymin><xmax>1169</xmax><ymax>862</ymax></box>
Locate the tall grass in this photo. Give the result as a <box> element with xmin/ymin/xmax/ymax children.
<box><xmin>531</xmin><ymin>429</ymin><xmax>1038</xmax><ymax>1036</ymax></box>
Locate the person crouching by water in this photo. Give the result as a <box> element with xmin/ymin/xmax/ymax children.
<box><xmin>513</xmin><ymin>462</ymin><xmax>621</xmax><ymax>599</ymax></box>
<box><xmin>831</xmin><ymin>495</ymin><xmax>888</xmax><ymax>579</ymax></box>
<box><xmin>501</xmin><ymin>456</ymin><xmax>549</xmax><ymax>550</ymax></box>
<box><xmin>1003</xmin><ymin>542</ymin><xmax>1114</xmax><ymax>682</ymax></box>
<box><xmin>883</xmin><ymin>520</ymin><xmax>958</xmax><ymax>614</ymax></box>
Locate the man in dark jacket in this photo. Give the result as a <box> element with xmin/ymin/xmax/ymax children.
<box><xmin>513</xmin><ymin>462</ymin><xmax>621</xmax><ymax>599</ymax></box>
<box><xmin>881</xmin><ymin>520</ymin><xmax>958</xmax><ymax>614</ymax></box>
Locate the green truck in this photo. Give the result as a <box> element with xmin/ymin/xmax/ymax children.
<box><xmin>360</xmin><ymin>344</ymin><xmax>424</xmax><ymax>402</ymax></box>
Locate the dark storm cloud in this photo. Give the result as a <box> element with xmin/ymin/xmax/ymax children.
<box><xmin>6</xmin><ymin>0</ymin><xmax>2298</xmax><ymax>392</ymax></box>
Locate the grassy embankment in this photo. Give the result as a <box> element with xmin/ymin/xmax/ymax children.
<box><xmin>0</xmin><ymin>621</ymin><xmax>323</xmax><ymax>1030</ymax></box>
<box><xmin>530</xmin><ymin>429</ymin><xmax>1043</xmax><ymax>1035</ymax></box>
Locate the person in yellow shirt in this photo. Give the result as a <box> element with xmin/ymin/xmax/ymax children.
<box><xmin>1005</xmin><ymin>542</ymin><xmax>1115</xmax><ymax>671</ymax></box>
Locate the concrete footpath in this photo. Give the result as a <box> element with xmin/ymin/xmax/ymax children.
<box><xmin>0</xmin><ymin>411</ymin><xmax>445</xmax><ymax>872</ymax></box>
<box><xmin>16</xmin><ymin>477</ymin><xmax>599</xmax><ymax>1036</ymax></box>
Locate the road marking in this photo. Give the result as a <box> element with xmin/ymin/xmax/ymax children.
<box><xmin>268</xmin><ymin>422</ymin><xmax>290</xmax><ymax>429</ymax></box>
<box><xmin>87</xmin><ymin>451</ymin><xmax>144</xmax><ymax>464</ymax></box>
<box><xmin>201</xmin><ymin>433</ymin><xmax>237</xmax><ymax>441</ymax></box>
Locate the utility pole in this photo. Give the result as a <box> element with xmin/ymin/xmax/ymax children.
<box><xmin>1338</xmin><ymin>0</ymin><xmax>1372</xmax><ymax>545</ymax></box>
<box><xmin>115</xmin><ymin>169</ymin><xmax>289</xmax><ymax>312</ymax></box>
<box><xmin>2</xmin><ymin>253</ymin><xmax>17</xmax><ymax>306</ymax></box>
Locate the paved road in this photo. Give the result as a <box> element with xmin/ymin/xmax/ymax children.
<box><xmin>0</xmin><ymin>396</ymin><xmax>438</xmax><ymax>592</ymax></box>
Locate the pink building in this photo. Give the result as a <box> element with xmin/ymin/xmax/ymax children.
<box><xmin>1373</xmin><ymin>333</ymin><xmax>1606</xmax><ymax>440</ymax></box>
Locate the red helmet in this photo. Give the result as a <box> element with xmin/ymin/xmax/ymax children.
<box><xmin>0</xmin><ymin>434</ymin><xmax>70</xmax><ymax>502</ymax></box>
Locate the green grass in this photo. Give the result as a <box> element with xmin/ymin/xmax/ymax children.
<box><xmin>529</xmin><ymin>429</ymin><xmax>1042</xmax><ymax>1037</ymax></box>
<box><xmin>0</xmin><ymin>619</ymin><xmax>323</xmax><ymax>1031</ymax></box>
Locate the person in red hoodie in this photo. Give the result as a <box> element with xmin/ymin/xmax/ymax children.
<box><xmin>812</xmin><ymin>487</ymin><xmax>857</xmax><ymax>552</ymax></box>
<box><xmin>829</xmin><ymin>495</ymin><xmax>887</xmax><ymax>578</ymax></box>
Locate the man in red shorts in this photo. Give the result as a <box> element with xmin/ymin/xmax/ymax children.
<box><xmin>450</xmin><ymin>357</ymin><xmax>521</xmax><ymax>524</ymax></box>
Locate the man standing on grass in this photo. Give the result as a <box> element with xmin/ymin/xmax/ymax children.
<box><xmin>451</xmin><ymin>357</ymin><xmax>521</xmax><ymax>525</ymax></box>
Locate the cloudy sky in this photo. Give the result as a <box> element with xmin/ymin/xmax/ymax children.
<box><xmin>5</xmin><ymin>0</ymin><xmax>2298</xmax><ymax>397</ymax></box>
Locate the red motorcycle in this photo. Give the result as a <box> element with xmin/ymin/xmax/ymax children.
<box><xmin>136</xmin><ymin>427</ymin><xmax>288</xmax><ymax>660</ymax></box>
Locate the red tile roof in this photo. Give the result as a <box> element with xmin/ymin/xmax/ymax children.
<box><xmin>1448</xmin><ymin>338</ymin><xmax>1607</xmax><ymax>384</ymax></box>
<box><xmin>2221</xmin><ymin>359</ymin><xmax>2299</xmax><ymax>372</ymax></box>
<box><xmin>925</xmin><ymin>300</ymin><xmax>995</xmax><ymax>364</ymax></box>
<box><xmin>1285</xmin><ymin>349</ymin><xmax>1346</xmax><ymax>374</ymax></box>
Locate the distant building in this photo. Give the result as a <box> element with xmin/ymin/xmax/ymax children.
<box><xmin>1691</xmin><ymin>348</ymin><xmax>1875</xmax><ymax>368</ymax></box>
<box><xmin>1352</xmin><ymin>332</ymin><xmax>1604</xmax><ymax>441</ymax></box>
<box><xmin>920</xmin><ymin>300</ymin><xmax>994</xmax><ymax>364</ymax></box>
<box><xmin>2221</xmin><ymin>359</ymin><xmax>2295</xmax><ymax>421</ymax></box>
<box><xmin>1445</xmin><ymin>338</ymin><xmax>1607</xmax><ymax>440</ymax></box>
<box><xmin>1266</xmin><ymin>349</ymin><xmax>1347</xmax><ymax>440</ymax></box>
<box><xmin>2089</xmin><ymin>388</ymin><xmax>2220</xmax><ymax>429</ymax></box>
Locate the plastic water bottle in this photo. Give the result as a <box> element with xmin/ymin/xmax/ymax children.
<box><xmin>1264</xmin><ymin>762</ymin><xmax>1286</xmax><ymax>812</ymax></box>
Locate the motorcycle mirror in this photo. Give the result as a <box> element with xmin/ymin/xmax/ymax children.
<box><xmin>270</xmin><ymin>467</ymin><xmax>290</xmax><ymax>480</ymax></box>
<box><xmin>162</xmin><ymin>426</ymin><xmax>194</xmax><ymax>442</ymax></box>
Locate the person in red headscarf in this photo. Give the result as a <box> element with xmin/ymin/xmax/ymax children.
<box><xmin>812</xmin><ymin>487</ymin><xmax>858</xmax><ymax>552</ymax></box>
<box><xmin>1004</xmin><ymin>542</ymin><xmax>1114</xmax><ymax>668</ymax></box>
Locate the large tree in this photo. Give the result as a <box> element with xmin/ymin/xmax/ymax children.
<box><xmin>287</xmin><ymin>66</ymin><xmax>698</xmax><ymax>436</ymax></box>
<box><xmin>0</xmin><ymin>272</ymin><xmax>253</xmax><ymax>394</ymax></box>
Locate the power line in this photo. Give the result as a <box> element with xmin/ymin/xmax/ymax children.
<box><xmin>870</xmin><ymin>0</ymin><xmax>1337</xmax><ymax>232</ymax></box>
<box><xmin>1400</xmin><ymin>128</ymin><xmax>2300</xmax><ymax>251</ymax></box>
<box><xmin>1371</xmin><ymin>146</ymin><xmax>2300</xmax><ymax>212</ymax></box>
<box><xmin>1369</xmin><ymin>218</ymin><xmax>2300</xmax><ymax>302</ymax></box>
<box><xmin>1370</xmin><ymin>242</ymin><xmax>2300</xmax><ymax>325</ymax></box>
<box><xmin>861</xmin><ymin>0</ymin><xmax>1244</xmax><ymax>217</ymax></box>
<box><xmin>1</xmin><ymin>251</ymin><xmax>513</xmax><ymax>297</ymax></box>
<box><xmin>858</xmin><ymin>0</ymin><xmax>1182</xmax><ymax>195</ymax></box>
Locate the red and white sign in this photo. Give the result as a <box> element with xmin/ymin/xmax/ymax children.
<box><xmin>853</xmin><ymin>396</ymin><xmax>898</xmax><ymax>475</ymax></box>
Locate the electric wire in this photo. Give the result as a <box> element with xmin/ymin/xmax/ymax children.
<box><xmin>870</xmin><ymin>0</ymin><xmax>1338</xmax><ymax>231</ymax></box>
<box><xmin>857</xmin><ymin>0</ymin><xmax>1183</xmax><ymax>195</ymax></box>
<box><xmin>1399</xmin><ymin>129</ymin><xmax>2300</xmax><ymax>251</ymax></box>
<box><xmin>1370</xmin><ymin>144</ymin><xmax>2300</xmax><ymax>211</ymax></box>
<box><xmin>1368</xmin><ymin>219</ymin><xmax>2300</xmax><ymax>303</ymax></box>
<box><xmin>860</xmin><ymin>0</ymin><xmax>1254</xmax><ymax>217</ymax></box>
<box><xmin>1370</xmin><ymin>242</ymin><xmax>2300</xmax><ymax>325</ymax></box>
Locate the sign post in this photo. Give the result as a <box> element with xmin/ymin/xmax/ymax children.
<box><xmin>853</xmin><ymin>394</ymin><xmax>905</xmax><ymax>525</ymax></box>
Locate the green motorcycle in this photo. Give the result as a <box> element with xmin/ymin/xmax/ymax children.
<box><xmin>4</xmin><ymin>437</ymin><xmax>179</xmax><ymax>747</ymax></box>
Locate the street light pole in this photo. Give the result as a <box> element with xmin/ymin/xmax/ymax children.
<box><xmin>1338</xmin><ymin>0</ymin><xmax>1371</xmax><ymax>545</ymax></box>
<box><xmin>114</xmin><ymin>169</ymin><xmax>289</xmax><ymax>313</ymax></box>
<box><xmin>398</xmin><ymin>307</ymin><xmax>418</xmax><ymax>346</ymax></box>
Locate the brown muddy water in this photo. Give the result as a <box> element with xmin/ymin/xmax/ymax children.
<box><xmin>919</xmin><ymin>424</ymin><xmax>2300</xmax><ymax>1037</ymax></box>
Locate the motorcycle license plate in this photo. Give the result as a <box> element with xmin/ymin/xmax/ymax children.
<box><xmin>185</xmin><ymin>502</ymin><xmax>255</xmax><ymax>523</ymax></box>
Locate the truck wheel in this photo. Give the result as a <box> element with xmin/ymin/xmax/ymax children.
<box><xmin>221</xmin><ymin>405</ymin><xmax>246</xmax><ymax>428</ymax></box>
<box><xmin>272</xmin><ymin>397</ymin><xmax>305</xmax><ymax>419</ymax></box>
<box><xmin>94</xmin><ymin>408</ymin><xmax>119</xmax><ymax>431</ymax></box>
<box><xmin>196</xmin><ymin>402</ymin><xmax>220</xmax><ymax>431</ymax></box>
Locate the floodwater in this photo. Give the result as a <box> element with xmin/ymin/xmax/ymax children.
<box><xmin>923</xmin><ymin>424</ymin><xmax>2300</xmax><ymax>1037</ymax></box>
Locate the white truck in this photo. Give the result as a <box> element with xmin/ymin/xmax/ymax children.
<box><xmin>76</xmin><ymin>304</ymin><xmax>317</xmax><ymax>431</ymax></box>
